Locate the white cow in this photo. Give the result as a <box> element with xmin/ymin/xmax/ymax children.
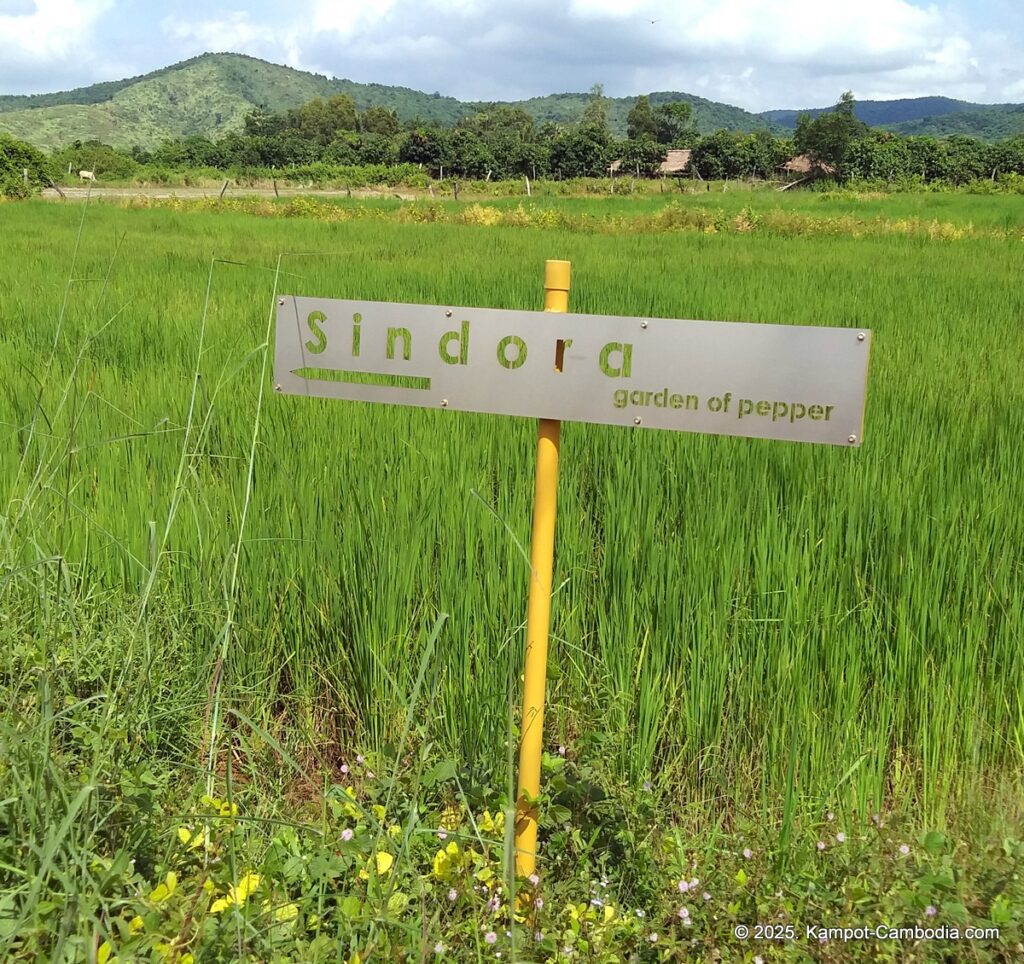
<box><xmin>79</xmin><ymin>170</ymin><xmax>96</xmax><ymax>181</ymax></box>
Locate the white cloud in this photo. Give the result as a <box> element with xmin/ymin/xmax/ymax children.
<box><xmin>0</xmin><ymin>0</ymin><xmax>113</xmax><ymax>74</ymax></box>
<box><xmin>2</xmin><ymin>0</ymin><xmax>1023</xmax><ymax>112</ymax></box>
<box><xmin>311</xmin><ymin>0</ymin><xmax>395</xmax><ymax>37</ymax></box>
<box><xmin>161</xmin><ymin>12</ymin><xmax>277</xmax><ymax>51</ymax></box>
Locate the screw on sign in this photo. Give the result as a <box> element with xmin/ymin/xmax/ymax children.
<box><xmin>273</xmin><ymin>262</ymin><xmax>872</xmax><ymax>874</ymax></box>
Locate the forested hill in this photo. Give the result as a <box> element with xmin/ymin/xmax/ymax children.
<box><xmin>477</xmin><ymin>90</ymin><xmax>777</xmax><ymax>135</ymax></box>
<box><xmin>3</xmin><ymin>53</ymin><xmax>1021</xmax><ymax>150</ymax></box>
<box><xmin>888</xmin><ymin>104</ymin><xmax>1024</xmax><ymax>139</ymax></box>
<box><xmin>762</xmin><ymin>96</ymin><xmax>1024</xmax><ymax>140</ymax></box>
<box><xmin>0</xmin><ymin>52</ymin><xmax>772</xmax><ymax>150</ymax></box>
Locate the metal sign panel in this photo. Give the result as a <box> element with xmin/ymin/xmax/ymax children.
<box><xmin>274</xmin><ymin>297</ymin><xmax>871</xmax><ymax>446</ymax></box>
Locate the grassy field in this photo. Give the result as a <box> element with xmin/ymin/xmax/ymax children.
<box><xmin>1</xmin><ymin>195</ymin><xmax>1022</xmax><ymax>960</ymax></box>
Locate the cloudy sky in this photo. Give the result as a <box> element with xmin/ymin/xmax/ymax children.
<box><xmin>1</xmin><ymin>0</ymin><xmax>1021</xmax><ymax>111</ymax></box>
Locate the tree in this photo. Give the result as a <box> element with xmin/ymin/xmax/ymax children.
<box><xmin>581</xmin><ymin>83</ymin><xmax>609</xmax><ymax>132</ymax></box>
<box><xmin>360</xmin><ymin>106</ymin><xmax>401</xmax><ymax>137</ymax></box>
<box><xmin>626</xmin><ymin>96</ymin><xmax>658</xmax><ymax>141</ymax></box>
<box><xmin>449</xmin><ymin>129</ymin><xmax>495</xmax><ymax>178</ymax></box>
<box><xmin>549</xmin><ymin>125</ymin><xmax>612</xmax><ymax>178</ymax></box>
<box><xmin>691</xmin><ymin>131</ymin><xmax>749</xmax><ymax>180</ymax></box>
<box><xmin>398</xmin><ymin>127</ymin><xmax>454</xmax><ymax>175</ymax></box>
<box><xmin>654</xmin><ymin>101</ymin><xmax>694</xmax><ymax>146</ymax></box>
<box><xmin>794</xmin><ymin>91</ymin><xmax>868</xmax><ymax>176</ymax></box>
<box><xmin>0</xmin><ymin>133</ymin><xmax>49</xmax><ymax>198</ymax></box>
<box><xmin>844</xmin><ymin>131</ymin><xmax>913</xmax><ymax>182</ymax></box>
<box><xmin>358</xmin><ymin>132</ymin><xmax>400</xmax><ymax>165</ymax></box>
<box><xmin>286</xmin><ymin>95</ymin><xmax>358</xmax><ymax>145</ymax></box>
<box><xmin>52</xmin><ymin>141</ymin><xmax>138</xmax><ymax>179</ymax></box>
<box><xmin>244</xmin><ymin>107</ymin><xmax>286</xmax><ymax>137</ymax></box>
<box><xmin>617</xmin><ymin>136</ymin><xmax>664</xmax><ymax>176</ymax></box>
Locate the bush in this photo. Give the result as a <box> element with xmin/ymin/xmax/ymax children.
<box><xmin>0</xmin><ymin>133</ymin><xmax>49</xmax><ymax>198</ymax></box>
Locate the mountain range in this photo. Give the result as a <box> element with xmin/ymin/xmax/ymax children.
<box><xmin>1</xmin><ymin>53</ymin><xmax>1021</xmax><ymax>151</ymax></box>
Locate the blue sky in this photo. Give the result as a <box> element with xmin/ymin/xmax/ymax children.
<box><xmin>1</xmin><ymin>0</ymin><xmax>1021</xmax><ymax>111</ymax></box>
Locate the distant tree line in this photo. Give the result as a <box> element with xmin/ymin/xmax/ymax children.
<box><xmin>4</xmin><ymin>89</ymin><xmax>1024</xmax><ymax>198</ymax></box>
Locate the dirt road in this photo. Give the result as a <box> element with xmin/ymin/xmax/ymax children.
<box><xmin>42</xmin><ymin>185</ymin><xmax>419</xmax><ymax>201</ymax></box>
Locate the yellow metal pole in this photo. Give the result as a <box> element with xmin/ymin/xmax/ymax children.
<box><xmin>515</xmin><ymin>259</ymin><xmax>571</xmax><ymax>877</ymax></box>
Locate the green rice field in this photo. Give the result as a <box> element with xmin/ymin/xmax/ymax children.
<box><xmin>1</xmin><ymin>194</ymin><xmax>1022</xmax><ymax>959</ymax></box>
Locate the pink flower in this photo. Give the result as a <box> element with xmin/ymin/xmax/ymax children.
<box><xmin>702</xmin><ymin>892</ymin><xmax>712</xmax><ymax>902</ymax></box>
<box><xmin>826</xmin><ymin>811</ymin><xmax>834</xmax><ymax>822</ymax></box>
<box><xmin>341</xmin><ymin>828</ymin><xmax>354</xmax><ymax>842</ymax></box>
<box><xmin>340</xmin><ymin>764</ymin><xmax>349</xmax><ymax>774</ymax></box>
<box><xmin>836</xmin><ymin>832</ymin><xmax>846</xmax><ymax>843</ymax></box>
<box><xmin>743</xmin><ymin>848</ymin><xmax>753</xmax><ymax>860</ymax></box>
<box><xmin>434</xmin><ymin>942</ymin><xmax>444</xmax><ymax>955</ymax></box>
<box><xmin>484</xmin><ymin>931</ymin><xmax>497</xmax><ymax>944</ymax></box>
<box><xmin>356</xmin><ymin>754</ymin><xmax>365</xmax><ymax>764</ymax></box>
<box><xmin>437</xmin><ymin>830</ymin><xmax>448</xmax><ymax>840</ymax></box>
<box><xmin>925</xmin><ymin>905</ymin><xmax>937</xmax><ymax>918</ymax></box>
<box><xmin>557</xmin><ymin>746</ymin><xmax>566</xmax><ymax>756</ymax></box>
<box><xmin>447</xmin><ymin>888</ymin><xmax>458</xmax><ymax>901</ymax></box>
<box><xmin>534</xmin><ymin>897</ymin><xmax>544</xmax><ymax>909</ymax></box>
<box><xmin>817</xmin><ymin>841</ymin><xmax>826</xmax><ymax>851</ymax></box>
<box><xmin>528</xmin><ymin>874</ymin><xmax>540</xmax><ymax>886</ymax></box>
<box><xmin>899</xmin><ymin>844</ymin><xmax>910</xmax><ymax>855</ymax></box>
<box><xmin>648</xmin><ymin>932</ymin><xmax>658</xmax><ymax>943</ymax></box>
<box><xmin>678</xmin><ymin>880</ymin><xmax>689</xmax><ymax>892</ymax></box>
<box><xmin>677</xmin><ymin>906</ymin><xmax>690</xmax><ymax>919</ymax></box>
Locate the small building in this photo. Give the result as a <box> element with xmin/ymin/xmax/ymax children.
<box><xmin>779</xmin><ymin>154</ymin><xmax>836</xmax><ymax>178</ymax></box>
<box><xmin>659</xmin><ymin>149</ymin><xmax>691</xmax><ymax>175</ymax></box>
<box><xmin>609</xmin><ymin>148</ymin><xmax>692</xmax><ymax>176</ymax></box>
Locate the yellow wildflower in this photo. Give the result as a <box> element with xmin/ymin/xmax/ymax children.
<box><xmin>603</xmin><ymin>904</ymin><xmax>615</xmax><ymax>923</ymax></box>
<box><xmin>432</xmin><ymin>841</ymin><xmax>461</xmax><ymax>879</ymax></box>
<box><xmin>97</xmin><ymin>942</ymin><xmax>112</xmax><ymax>964</ymax></box>
<box><xmin>177</xmin><ymin>827</ymin><xmax>206</xmax><ymax>850</ymax></box>
<box><xmin>275</xmin><ymin>902</ymin><xmax>299</xmax><ymax>922</ymax></box>
<box><xmin>439</xmin><ymin>803</ymin><xmax>462</xmax><ymax>830</ymax></box>
<box><xmin>341</xmin><ymin>786</ymin><xmax>361</xmax><ymax>819</ymax></box>
<box><xmin>149</xmin><ymin>871</ymin><xmax>177</xmax><ymax>904</ymax></box>
<box><xmin>477</xmin><ymin>810</ymin><xmax>505</xmax><ymax>834</ymax></box>
<box><xmin>209</xmin><ymin>873</ymin><xmax>261</xmax><ymax>913</ymax></box>
<box><xmin>372</xmin><ymin>804</ymin><xmax>387</xmax><ymax>823</ymax></box>
<box><xmin>359</xmin><ymin>851</ymin><xmax>394</xmax><ymax>880</ymax></box>
<box><xmin>387</xmin><ymin>824</ymin><xmax>401</xmax><ymax>837</ymax></box>
<box><xmin>129</xmin><ymin>915</ymin><xmax>144</xmax><ymax>934</ymax></box>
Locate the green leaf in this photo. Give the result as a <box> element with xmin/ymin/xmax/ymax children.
<box><xmin>990</xmin><ymin>894</ymin><xmax>1012</xmax><ymax>925</ymax></box>
<box><xmin>421</xmin><ymin>759</ymin><xmax>457</xmax><ymax>788</ymax></box>
<box><xmin>547</xmin><ymin>804</ymin><xmax>571</xmax><ymax>825</ymax></box>
<box><xmin>922</xmin><ymin>831</ymin><xmax>947</xmax><ymax>856</ymax></box>
<box><xmin>941</xmin><ymin>901</ymin><xmax>967</xmax><ymax>923</ymax></box>
<box><xmin>340</xmin><ymin>895</ymin><xmax>363</xmax><ymax>918</ymax></box>
<box><xmin>541</xmin><ymin>752</ymin><xmax>566</xmax><ymax>774</ymax></box>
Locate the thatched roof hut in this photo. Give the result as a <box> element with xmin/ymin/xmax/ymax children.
<box><xmin>659</xmin><ymin>149</ymin><xmax>691</xmax><ymax>174</ymax></box>
<box><xmin>780</xmin><ymin>154</ymin><xmax>836</xmax><ymax>176</ymax></box>
<box><xmin>609</xmin><ymin>148</ymin><xmax>692</xmax><ymax>176</ymax></box>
